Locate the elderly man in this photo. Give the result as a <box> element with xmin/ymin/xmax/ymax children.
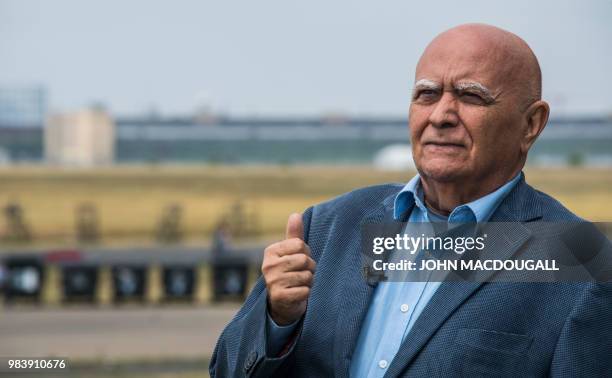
<box><xmin>210</xmin><ymin>24</ymin><xmax>612</xmax><ymax>377</ymax></box>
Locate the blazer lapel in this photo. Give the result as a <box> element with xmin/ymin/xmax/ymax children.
<box><xmin>384</xmin><ymin>175</ymin><xmax>543</xmax><ymax>377</ymax></box>
<box><xmin>332</xmin><ymin>191</ymin><xmax>410</xmax><ymax>376</ymax></box>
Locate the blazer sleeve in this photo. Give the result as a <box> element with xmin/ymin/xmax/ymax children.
<box><xmin>549</xmin><ymin>282</ymin><xmax>612</xmax><ymax>377</ymax></box>
<box><xmin>209</xmin><ymin>207</ymin><xmax>314</xmax><ymax>378</ymax></box>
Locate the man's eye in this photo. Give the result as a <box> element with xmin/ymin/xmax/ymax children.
<box><xmin>416</xmin><ymin>90</ymin><xmax>438</xmax><ymax>100</ymax></box>
<box><xmin>460</xmin><ymin>92</ymin><xmax>484</xmax><ymax>103</ymax></box>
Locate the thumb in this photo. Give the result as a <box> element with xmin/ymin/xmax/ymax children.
<box><xmin>285</xmin><ymin>213</ymin><xmax>304</xmax><ymax>240</ymax></box>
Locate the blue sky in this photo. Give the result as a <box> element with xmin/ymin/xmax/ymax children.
<box><xmin>1</xmin><ymin>0</ymin><xmax>610</xmax><ymax>117</ymax></box>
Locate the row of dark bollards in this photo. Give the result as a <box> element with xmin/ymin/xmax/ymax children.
<box><xmin>0</xmin><ymin>254</ymin><xmax>259</xmax><ymax>306</ymax></box>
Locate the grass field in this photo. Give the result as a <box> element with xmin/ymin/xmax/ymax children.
<box><xmin>0</xmin><ymin>165</ymin><xmax>610</xmax><ymax>247</ymax></box>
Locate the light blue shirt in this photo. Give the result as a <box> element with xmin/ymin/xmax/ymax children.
<box><xmin>266</xmin><ymin>173</ymin><xmax>522</xmax><ymax>371</ymax></box>
<box><xmin>349</xmin><ymin>172</ymin><xmax>522</xmax><ymax>377</ymax></box>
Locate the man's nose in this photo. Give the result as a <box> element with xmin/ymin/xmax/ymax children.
<box><xmin>428</xmin><ymin>91</ymin><xmax>459</xmax><ymax>128</ymax></box>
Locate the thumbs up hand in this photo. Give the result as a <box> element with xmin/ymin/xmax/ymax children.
<box><xmin>262</xmin><ymin>213</ymin><xmax>316</xmax><ymax>325</ymax></box>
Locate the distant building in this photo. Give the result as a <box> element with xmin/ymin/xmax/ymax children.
<box><xmin>44</xmin><ymin>108</ymin><xmax>115</xmax><ymax>166</ymax></box>
<box><xmin>0</xmin><ymin>86</ymin><xmax>47</xmax><ymax>128</ymax></box>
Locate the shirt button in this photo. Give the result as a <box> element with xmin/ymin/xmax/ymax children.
<box><xmin>400</xmin><ymin>304</ymin><xmax>409</xmax><ymax>313</ymax></box>
<box><xmin>378</xmin><ymin>359</ymin><xmax>388</xmax><ymax>369</ymax></box>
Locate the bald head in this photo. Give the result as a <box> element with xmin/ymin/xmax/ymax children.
<box><xmin>417</xmin><ymin>23</ymin><xmax>542</xmax><ymax>109</ymax></box>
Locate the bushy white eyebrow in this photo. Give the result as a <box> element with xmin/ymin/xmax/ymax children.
<box><xmin>413</xmin><ymin>79</ymin><xmax>441</xmax><ymax>91</ymax></box>
<box><xmin>455</xmin><ymin>81</ymin><xmax>495</xmax><ymax>103</ymax></box>
<box><xmin>412</xmin><ymin>79</ymin><xmax>496</xmax><ymax>104</ymax></box>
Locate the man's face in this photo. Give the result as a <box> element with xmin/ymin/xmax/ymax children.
<box><xmin>409</xmin><ymin>33</ymin><xmax>526</xmax><ymax>183</ymax></box>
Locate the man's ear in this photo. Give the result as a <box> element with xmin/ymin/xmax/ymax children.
<box><xmin>521</xmin><ymin>100</ymin><xmax>550</xmax><ymax>154</ymax></box>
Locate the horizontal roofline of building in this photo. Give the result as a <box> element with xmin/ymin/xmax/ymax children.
<box><xmin>114</xmin><ymin>115</ymin><xmax>612</xmax><ymax>127</ymax></box>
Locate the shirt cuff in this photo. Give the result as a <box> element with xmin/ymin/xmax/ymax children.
<box><xmin>265</xmin><ymin>311</ymin><xmax>300</xmax><ymax>356</ymax></box>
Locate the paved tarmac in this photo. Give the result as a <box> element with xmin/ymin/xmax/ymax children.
<box><xmin>0</xmin><ymin>305</ymin><xmax>241</xmax><ymax>360</ymax></box>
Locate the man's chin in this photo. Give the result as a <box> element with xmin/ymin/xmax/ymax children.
<box><xmin>416</xmin><ymin>164</ymin><xmax>467</xmax><ymax>183</ymax></box>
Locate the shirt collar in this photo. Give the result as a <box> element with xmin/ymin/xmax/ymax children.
<box><xmin>393</xmin><ymin>172</ymin><xmax>523</xmax><ymax>222</ymax></box>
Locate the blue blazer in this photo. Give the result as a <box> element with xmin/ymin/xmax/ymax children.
<box><xmin>210</xmin><ymin>176</ymin><xmax>612</xmax><ymax>377</ymax></box>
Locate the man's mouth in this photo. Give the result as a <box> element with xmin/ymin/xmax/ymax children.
<box><xmin>423</xmin><ymin>141</ymin><xmax>465</xmax><ymax>148</ymax></box>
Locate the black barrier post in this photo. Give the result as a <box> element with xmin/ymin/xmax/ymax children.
<box><xmin>3</xmin><ymin>256</ymin><xmax>44</xmax><ymax>303</ymax></box>
<box><xmin>163</xmin><ymin>265</ymin><xmax>196</xmax><ymax>302</ymax></box>
<box><xmin>62</xmin><ymin>265</ymin><xmax>98</xmax><ymax>303</ymax></box>
<box><xmin>112</xmin><ymin>266</ymin><xmax>147</xmax><ymax>303</ymax></box>
<box><xmin>211</xmin><ymin>256</ymin><xmax>249</xmax><ymax>302</ymax></box>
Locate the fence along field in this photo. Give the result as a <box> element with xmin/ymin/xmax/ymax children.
<box><xmin>0</xmin><ymin>165</ymin><xmax>610</xmax><ymax>247</ymax></box>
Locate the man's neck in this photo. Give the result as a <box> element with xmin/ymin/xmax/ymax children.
<box><xmin>420</xmin><ymin>170</ymin><xmax>521</xmax><ymax>215</ymax></box>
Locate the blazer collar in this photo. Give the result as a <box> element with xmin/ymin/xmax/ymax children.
<box><xmin>489</xmin><ymin>173</ymin><xmax>543</xmax><ymax>222</ymax></box>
